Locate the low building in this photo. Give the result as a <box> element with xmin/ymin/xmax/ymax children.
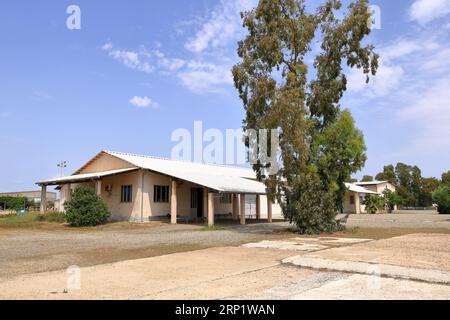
<box><xmin>343</xmin><ymin>181</ymin><xmax>397</xmax><ymax>214</ymax></box>
<box><xmin>36</xmin><ymin>151</ymin><xmax>283</xmax><ymax>225</ymax></box>
<box><xmin>0</xmin><ymin>191</ymin><xmax>57</xmax><ymax>203</ymax></box>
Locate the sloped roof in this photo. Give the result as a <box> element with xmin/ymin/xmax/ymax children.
<box><xmin>103</xmin><ymin>151</ymin><xmax>266</xmax><ymax>194</ymax></box>
<box><xmin>345</xmin><ymin>183</ymin><xmax>379</xmax><ymax>194</ymax></box>
<box><xmin>355</xmin><ymin>181</ymin><xmax>389</xmax><ymax>186</ymax></box>
<box><xmin>38</xmin><ymin>151</ymin><xmax>267</xmax><ymax>194</ymax></box>
<box><xmin>36</xmin><ymin>168</ymin><xmax>138</xmax><ymax>186</ymax></box>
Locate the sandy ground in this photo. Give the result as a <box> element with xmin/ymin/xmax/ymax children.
<box><xmin>1</xmin><ymin>234</ymin><xmax>449</xmax><ymax>300</ymax></box>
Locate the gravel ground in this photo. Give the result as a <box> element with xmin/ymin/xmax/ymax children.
<box><xmin>0</xmin><ymin>222</ymin><xmax>291</xmax><ymax>279</ymax></box>
<box><xmin>0</xmin><ymin>212</ymin><xmax>448</xmax><ymax>279</ymax></box>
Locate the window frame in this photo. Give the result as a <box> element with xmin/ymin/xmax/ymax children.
<box><xmin>120</xmin><ymin>185</ymin><xmax>133</xmax><ymax>203</ymax></box>
<box><xmin>154</xmin><ymin>185</ymin><xmax>170</xmax><ymax>203</ymax></box>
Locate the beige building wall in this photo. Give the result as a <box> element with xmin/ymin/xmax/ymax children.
<box><xmin>78</xmin><ymin>153</ymin><xmax>134</xmax><ymax>174</ymax></box>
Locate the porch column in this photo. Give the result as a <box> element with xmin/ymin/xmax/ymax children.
<box><xmin>256</xmin><ymin>195</ymin><xmax>261</xmax><ymax>220</ymax></box>
<box><xmin>171</xmin><ymin>180</ymin><xmax>177</xmax><ymax>224</ymax></box>
<box><xmin>267</xmin><ymin>197</ymin><xmax>273</xmax><ymax>223</ymax></box>
<box><xmin>232</xmin><ymin>194</ymin><xmax>239</xmax><ymax>220</ymax></box>
<box><xmin>355</xmin><ymin>193</ymin><xmax>361</xmax><ymax>214</ymax></box>
<box><xmin>207</xmin><ymin>192</ymin><xmax>215</xmax><ymax>226</ymax></box>
<box><xmin>95</xmin><ymin>180</ymin><xmax>102</xmax><ymax>196</ymax></box>
<box><xmin>40</xmin><ymin>185</ymin><xmax>47</xmax><ymax>213</ymax></box>
<box><xmin>240</xmin><ymin>194</ymin><xmax>246</xmax><ymax>225</ymax></box>
<box><xmin>203</xmin><ymin>188</ymin><xmax>208</xmax><ymax>219</ymax></box>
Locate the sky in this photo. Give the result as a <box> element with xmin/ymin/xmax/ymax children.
<box><xmin>0</xmin><ymin>0</ymin><xmax>449</xmax><ymax>192</ymax></box>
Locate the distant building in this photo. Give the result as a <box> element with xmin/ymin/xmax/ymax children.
<box><xmin>343</xmin><ymin>181</ymin><xmax>397</xmax><ymax>214</ymax></box>
<box><xmin>0</xmin><ymin>191</ymin><xmax>57</xmax><ymax>203</ymax></box>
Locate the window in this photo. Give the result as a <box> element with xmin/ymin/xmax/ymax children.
<box><xmin>154</xmin><ymin>185</ymin><xmax>169</xmax><ymax>203</ymax></box>
<box><xmin>121</xmin><ymin>185</ymin><xmax>132</xmax><ymax>203</ymax></box>
<box><xmin>350</xmin><ymin>195</ymin><xmax>355</xmax><ymax>205</ymax></box>
<box><xmin>220</xmin><ymin>193</ymin><xmax>232</xmax><ymax>204</ymax></box>
<box><xmin>190</xmin><ymin>189</ymin><xmax>198</xmax><ymax>208</ymax></box>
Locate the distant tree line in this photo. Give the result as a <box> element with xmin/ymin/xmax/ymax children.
<box><xmin>365</xmin><ymin>164</ymin><xmax>450</xmax><ymax>207</ymax></box>
<box><xmin>0</xmin><ymin>196</ymin><xmax>35</xmax><ymax>211</ymax></box>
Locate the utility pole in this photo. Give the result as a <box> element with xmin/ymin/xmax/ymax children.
<box><xmin>57</xmin><ymin>161</ymin><xmax>67</xmax><ymax>177</ymax></box>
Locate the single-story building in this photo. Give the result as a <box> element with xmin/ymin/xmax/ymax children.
<box><xmin>36</xmin><ymin>151</ymin><xmax>283</xmax><ymax>225</ymax></box>
<box><xmin>343</xmin><ymin>181</ymin><xmax>397</xmax><ymax>214</ymax></box>
<box><xmin>0</xmin><ymin>190</ymin><xmax>57</xmax><ymax>203</ymax></box>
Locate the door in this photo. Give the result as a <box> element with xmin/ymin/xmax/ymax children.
<box><xmin>196</xmin><ymin>188</ymin><xmax>204</xmax><ymax>218</ymax></box>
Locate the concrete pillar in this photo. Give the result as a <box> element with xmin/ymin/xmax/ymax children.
<box><xmin>139</xmin><ymin>170</ymin><xmax>145</xmax><ymax>222</ymax></box>
<box><xmin>40</xmin><ymin>185</ymin><xmax>47</xmax><ymax>213</ymax></box>
<box><xmin>355</xmin><ymin>193</ymin><xmax>361</xmax><ymax>214</ymax></box>
<box><xmin>203</xmin><ymin>188</ymin><xmax>208</xmax><ymax>219</ymax></box>
<box><xmin>171</xmin><ymin>180</ymin><xmax>177</xmax><ymax>224</ymax></box>
<box><xmin>95</xmin><ymin>180</ymin><xmax>102</xmax><ymax>196</ymax></box>
<box><xmin>256</xmin><ymin>195</ymin><xmax>261</xmax><ymax>220</ymax></box>
<box><xmin>267</xmin><ymin>197</ymin><xmax>273</xmax><ymax>223</ymax></box>
<box><xmin>207</xmin><ymin>192</ymin><xmax>215</xmax><ymax>226</ymax></box>
<box><xmin>232</xmin><ymin>194</ymin><xmax>239</xmax><ymax>220</ymax></box>
<box><xmin>240</xmin><ymin>194</ymin><xmax>246</xmax><ymax>225</ymax></box>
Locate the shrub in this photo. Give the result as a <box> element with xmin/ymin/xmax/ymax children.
<box><xmin>65</xmin><ymin>186</ymin><xmax>111</xmax><ymax>227</ymax></box>
<box><xmin>363</xmin><ymin>195</ymin><xmax>385</xmax><ymax>214</ymax></box>
<box><xmin>432</xmin><ymin>186</ymin><xmax>450</xmax><ymax>214</ymax></box>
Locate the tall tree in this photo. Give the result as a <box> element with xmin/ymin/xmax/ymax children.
<box><xmin>375</xmin><ymin>165</ymin><xmax>397</xmax><ymax>184</ymax></box>
<box><xmin>233</xmin><ymin>0</ymin><xmax>378</xmax><ymax>233</ymax></box>
<box><xmin>442</xmin><ymin>171</ymin><xmax>450</xmax><ymax>186</ymax></box>
<box><xmin>361</xmin><ymin>175</ymin><xmax>374</xmax><ymax>182</ymax></box>
<box><xmin>419</xmin><ymin>177</ymin><xmax>440</xmax><ymax>207</ymax></box>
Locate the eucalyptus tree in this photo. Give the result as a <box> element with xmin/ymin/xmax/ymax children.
<box><xmin>233</xmin><ymin>0</ymin><xmax>378</xmax><ymax>233</ymax></box>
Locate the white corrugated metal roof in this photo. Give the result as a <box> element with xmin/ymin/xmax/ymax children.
<box><xmin>345</xmin><ymin>183</ymin><xmax>379</xmax><ymax>194</ymax></box>
<box><xmin>103</xmin><ymin>151</ymin><xmax>266</xmax><ymax>194</ymax></box>
<box><xmin>355</xmin><ymin>181</ymin><xmax>388</xmax><ymax>186</ymax></box>
<box><xmin>37</xmin><ymin>168</ymin><xmax>138</xmax><ymax>186</ymax></box>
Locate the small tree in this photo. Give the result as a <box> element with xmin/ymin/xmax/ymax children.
<box><xmin>383</xmin><ymin>189</ymin><xmax>402</xmax><ymax>212</ymax></box>
<box><xmin>432</xmin><ymin>186</ymin><xmax>450</xmax><ymax>214</ymax></box>
<box><xmin>65</xmin><ymin>186</ymin><xmax>111</xmax><ymax>227</ymax></box>
<box><xmin>363</xmin><ymin>195</ymin><xmax>385</xmax><ymax>214</ymax></box>
<box><xmin>361</xmin><ymin>175</ymin><xmax>374</xmax><ymax>182</ymax></box>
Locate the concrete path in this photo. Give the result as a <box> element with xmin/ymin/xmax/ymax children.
<box><xmin>1</xmin><ymin>234</ymin><xmax>449</xmax><ymax>300</ymax></box>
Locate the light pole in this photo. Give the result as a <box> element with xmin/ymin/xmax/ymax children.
<box><xmin>57</xmin><ymin>161</ymin><xmax>67</xmax><ymax>177</ymax></box>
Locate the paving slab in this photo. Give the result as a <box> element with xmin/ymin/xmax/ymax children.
<box><xmin>301</xmin><ymin>233</ymin><xmax>450</xmax><ymax>271</ymax></box>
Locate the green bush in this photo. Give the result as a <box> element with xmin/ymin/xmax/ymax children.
<box><xmin>432</xmin><ymin>186</ymin><xmax>450</xmax><ymax>214</ymax></box>
<box><xmin>65</xmin><ymin>186</ymin><xmax>111</xmax><ymax>227</ymax></box>
<box><xmin>363</xmin><ymin>195</ymin><xmax>385</xmax><ymax>214</ymax></box>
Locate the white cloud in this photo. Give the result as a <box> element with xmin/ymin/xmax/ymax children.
<box><xmin>410</xmin><ymin>0</ymin><xmax>450</xmax><ymax>25</ymax></box>
<box><xmin>177</xmin><ymin>61</ymin><xmax>233</xmax><ymax>93</ymax></box>
<box><xmin>109</xmin><ymin>50</ymin><xmax>153</xmax><ymax>73</ymax></box>
<box><xmin>102</xmin><ymin>42</ymin><xmax>153</xmax><ymax>74</ymax></box>
<box><xmin>347</xmin><ymin>61</ymin><xmax>404</xmax><ymax>97</ymax></box>
<box><xmin>129</xmin><ymin>96</ymin><xmax>158</xmax><ymax>108</ymax></box>
<box><xmin>31</xmin><ymin>90</ymin><xmax>54</xmax><ymax>101</ymax></box>
<box><xmin>184</xmin><ymin>0</ymin><xmax>257</xmax><ymax>53</ymax></box>
<box><xmin>398</xmin><ymin>79</ymin><xmax>450</xmax><ymax>153</ymax></box>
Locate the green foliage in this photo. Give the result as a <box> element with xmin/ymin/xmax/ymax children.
<box><xmin>361</xmin><ymin>175</ymin><xmax>374</xmax><ymax>182</ymax></box>
<box><xmin>0</xmin><ymin>196</ymin><xmax>35</xmax><ymax>210</ymax></box>
<box><xmin>65</xmin><ymin>186</ymin><xmax>111</xmax><ymax>227</ymax></box>
<box><xmin>383</xmin><ymin>189</ymin><xmax>402</xmax><ymax>210</ymax></box>
<box><xmin>363</xmin><ymin>195</ymin><xmax>385</xmax><ymax>214</ymax></box>
<box><xmin>232</xmin><ymin>0</ymin><xmax>378</xmax><ymax>234</ymax></box>
<box><xmin>432</xmin><ymin>186</ymin><xmax>450</xmax><ymax>214</ymax></box>
<box><xmin>419</xmin><ymin>178</ymin><xmax>440</xmax><ymax>207</ymax></box>
<box><xmin>442</xmin><ymin>171</ymin><xmax>450</xmax><ymax>186</ymax></box>
<box><xmin>376</xmin><ymin>163</ymin><xmax>445</xmax><ymax>207</ymax></box>
<box><xmin>375</xmin><ymin>165</ymin><xmax>397</xmax><ymax>184</ymax></box>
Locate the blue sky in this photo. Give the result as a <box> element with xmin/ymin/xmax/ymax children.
<box><xmin>0</xmin><ymin>0</ymin><xmax>449</xmax><ymax>192</ymax></box>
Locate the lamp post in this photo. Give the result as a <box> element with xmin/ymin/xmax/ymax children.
<box><xmin>57</xmin><ymin>161</ymin><xmax>67</xmax><ymax>177</ymax></box>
